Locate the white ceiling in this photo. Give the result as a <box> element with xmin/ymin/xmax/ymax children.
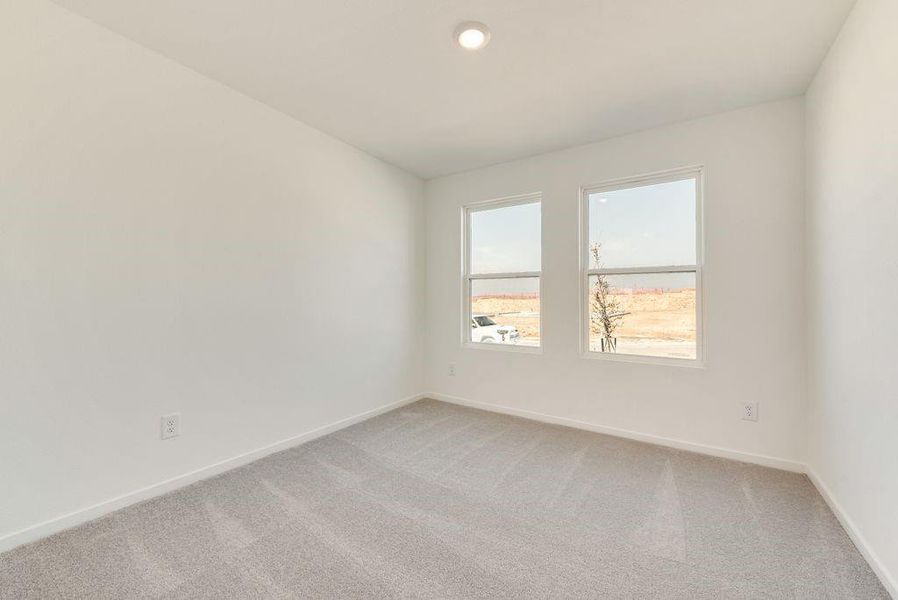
<box><xmin>52</xmin><ymin>0</ymin><xmax>855</xmax><ymax>178</ymax></box>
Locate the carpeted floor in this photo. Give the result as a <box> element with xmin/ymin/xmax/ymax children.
<box><xmin>0</xmin><ymin>399</ymin><xmax>888</xmax><ymax>599</ymax></box>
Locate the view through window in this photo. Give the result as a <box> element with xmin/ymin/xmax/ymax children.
<box><xmin>584</xmin><ymin>172</ymin><xmax>701</xmax><ymax>360</ymax></box>
<box><xmin>466</xmin><ymin>197</ymin><xmax>541</xmax><ymax>347</ymax></box>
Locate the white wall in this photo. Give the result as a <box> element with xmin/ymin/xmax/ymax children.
<box><xmin>425</xmin><ymin>99</ymin><xmax>806</xmax><ymax>468</ymax></box>
<box><xmin>0</xmin><ymin>0</ymin><xmax>423</xmax><ymax>545</ymax></box>
<box><xmin>805</xmin><ymin>0</ymin><xmax>898</xmax><ymax>593</ymax></box>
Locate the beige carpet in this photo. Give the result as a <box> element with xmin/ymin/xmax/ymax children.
<box><xmin>0</xmin><ymin>399</ymin><xmax>888</xmax><ymax>599</ymax></box>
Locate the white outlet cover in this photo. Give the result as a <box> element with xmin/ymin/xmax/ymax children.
<box><xmin>448</xmin><ymin>364</ymin><xmax>456</xmax><ymax>376</ymax></box>
<box><xmin>742</xmin><ymin>402</ymin><xmax>759</xmax><ymax>422</ymax></box>
<box><xmin>161</xmin><ymin>413</ymin><xmax>180</xmax><ymax>439</ymax></box>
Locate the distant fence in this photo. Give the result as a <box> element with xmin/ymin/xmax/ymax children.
<box><xmin>471</xmin><ymin>293</ymin><xmax>539</xmax><ymax>300</ymax></box>
<box><xmin>607</xmin><ymin>287</ymin><xmax>696</xmax><ymax>295</ymax></box>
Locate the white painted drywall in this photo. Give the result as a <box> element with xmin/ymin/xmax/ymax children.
<box><xmin>425</xmin><ymin>99</ymin><xmax>806</xmax><ymax>467</ymax></box>
<box><xmin>0</xmin><ymin>0</ymin><xmax>423</xmax><ymax>543</ymax></box>
<box><xmin>805</xmin><ymin>0</ymin><xmax>898</xmax><ymax>592</ymax></box>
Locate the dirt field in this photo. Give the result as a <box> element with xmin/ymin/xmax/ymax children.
<box><xmin>601</xmin><ymin>288</ymin><xmax>696</xmax><ymax>341</ymax></box>
<box><xmin>472</xmin><ymin>289</ymin><xmax>696</xmax><ymax>357</ymax></box>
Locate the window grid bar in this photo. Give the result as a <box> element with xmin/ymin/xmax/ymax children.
<box><xmin>467</xmin><ymin>271</ymin><xmax>541</xmax><ymax>280</ymax></box>
<box><xmin>588</xmin><ymin>265</ymin><xmax>697</xmax><ymax>276</ymax></box>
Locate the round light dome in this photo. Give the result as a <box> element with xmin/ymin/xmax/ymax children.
<box><xmin>455</xmin><ymin>22</ymin><xmax>490</xmax><ymax>50</ymax></box>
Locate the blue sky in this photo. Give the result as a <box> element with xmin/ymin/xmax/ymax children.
<box><xmin>470</xmin><ymin>201</ymin><xmax>541</xmax><ymax>274</ymax></box>
<box><xmin>588</xmin><ymin>178</ymin><xmax>695</xmax><ymax>270</ymax></box>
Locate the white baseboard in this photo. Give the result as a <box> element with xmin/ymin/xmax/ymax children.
<box><xmin>0</xmin><ymin>393</ymin><xmax>425</xmax><ymax>555</ymax></box>
<box><xmin>806</xmin><ymin>467</ymin><xmax>897</xmax><ymax>599</ymax></box>
<box><xmin>426</xmin><ymin>392</ymin><xmax>806</xmax><ymax>473</ymax></box>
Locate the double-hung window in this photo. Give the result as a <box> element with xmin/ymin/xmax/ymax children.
<box><xmin>464</xmin><ymin>194</ymin><xmax>541</xmax><ymax>349</ymax></box>
<box><xmin>581</xmin><ymin>168</ymin><xmax>703</xmax><ymax>363</ymax></box>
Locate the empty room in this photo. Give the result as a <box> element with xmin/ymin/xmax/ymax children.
<box><xmin>1</xmin><ymin>0</ymin><xmax>896</xmax><ymax>598</ymax></box>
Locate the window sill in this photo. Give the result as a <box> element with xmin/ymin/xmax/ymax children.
<box><xmin>463</xmin><ymin>342</ymin><xmax>542</xmax><ymax>354</ymax></box>
<box><xmin>580</xmin><ymin>350</ymin><xmax>705</xmax><ymax>369</ymax></box>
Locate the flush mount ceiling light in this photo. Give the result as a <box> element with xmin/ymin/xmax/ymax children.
<box><xmin>454</xmin><ymin>21</ymin><xmax>490</xmax><ymax>50</ymax></box>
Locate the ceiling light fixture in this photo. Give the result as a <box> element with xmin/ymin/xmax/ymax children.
<box><xmin>454</xmin><ymin>21</ymin><xmax>490</xmax><ymax>51</ymax></box>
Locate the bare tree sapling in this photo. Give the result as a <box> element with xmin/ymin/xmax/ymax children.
<box><xmin>590</xmin><ymin>243</ymin><xmax>624</xmax><ymax>352</ymax></box>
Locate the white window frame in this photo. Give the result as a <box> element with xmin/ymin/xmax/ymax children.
<box><xmin>462</xmin><ymin>192</ymin><xmax>542</xmax><ymax>353</ymax></box>
<box><xmin>579</xmin><ymin>166</ymin><xmax>705</xmax><ymax>367</ymax></box>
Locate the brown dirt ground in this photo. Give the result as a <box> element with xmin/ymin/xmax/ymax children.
<box><xmin>472</xmin><ymin>290</ymin><xmax>696</xmax><ymax>343</ymax></box>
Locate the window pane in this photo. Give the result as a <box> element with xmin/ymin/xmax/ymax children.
<box><xmin>470</xmin><ymin>202</ymin><xmax>541</xmax><ymax>274</ymax></box>
<box><xmin>470</xmin><ymin>278</ymin><xmax>539</xmax><ymax>347</ymax></box>
<box><xmin>588</xmin><ymin>178</ymin><xmax>695</xmax><ymax>269</ymax></box>
<box><xmin>588</xmin><ymin>272</ymin><xmax>696</xmax><ymax>359</ymax></box>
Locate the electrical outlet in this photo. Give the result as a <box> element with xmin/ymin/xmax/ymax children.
<box><xmin>161</xmin><ymin>413</ymin><xmax>180</xmax><ymax>439</ymax></box>
<box><xmin>742</xmin><ymin>402</ymin><xmax>759</xmax><ymax>422</ymax></box>
<box><xmin>448</xmin><ymin>364</ymin><xmax>456</xmax><ymax>376</ymax></box>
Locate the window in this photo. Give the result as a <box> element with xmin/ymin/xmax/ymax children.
<box><xmin>581</xmin><ymin>168</ymin><xmax>702</xmax><ymax>363</ymax></box>
<box><xmin>464</xmin><ymin>195</ymin><xmax>541</xmax><ymax>348</ymax></box>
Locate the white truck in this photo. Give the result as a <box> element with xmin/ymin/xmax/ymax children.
<box><xmin>471</xmin><ymin>314</ymin><xmax>520</xmax><ymax>344</ymax></box>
